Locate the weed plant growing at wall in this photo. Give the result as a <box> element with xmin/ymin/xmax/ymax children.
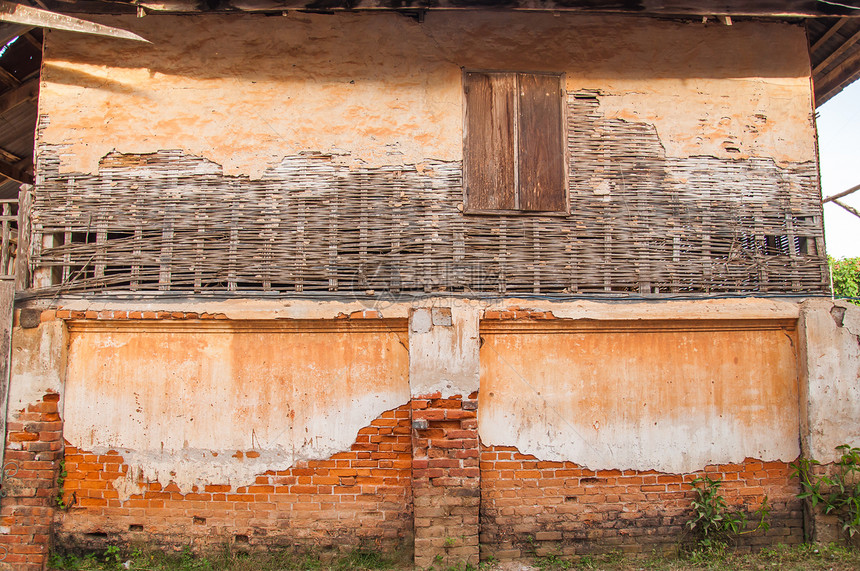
<box><xmin>685</xmin><ymin>476</ymin><xmax>770</xmax><ymax>549</ymax></box>
<box><xmin>792</xmin><ymin>444</ymin><xmax>860</xmax><ymax>542</ymax></box>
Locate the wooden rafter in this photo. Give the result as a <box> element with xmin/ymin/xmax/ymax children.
<box><xmin>0</xmin><ymin>64</ymin><xmax>19</xmax><ymax>89</ymax></box>
<box><xmin>0</xmin><ymin>23</ymin><xmax>29</xmax><ymax>46</ymax></box>
<box><xmin>131</xmin><ymin>0</ymin><xmax>860</xmax><ymax>15</ymax></box>
<box><xmin>832</xmin><ymin>199</ymin><xmax>860</xmax><ymax>220</ymax></box>
<box><xmin>823</xmin><ymin>182</ymin><xmax>860</xmax><ymax>203</ymax></box>
<box><xmin>0</xmin><ymin>156</ymin><xmax>31</xmax><ymax>184</ymax></box>
<box><xmin>19</xmin><ymin>30</ymin><xmax>40</xmax><ymax>50</ymax></box>
<box><xmin>0</xmin><ymin>1</ymin><xmax>149</xmax><ymax>42</ymax></box>
<box><xmin>0</xmin><ymin>76</ymin><xmax>36</xmax><ymax>116</ymax></box>
<box><xmin>810</xmin><ymin>17</ymin><xmax>848</xmax><ymax>54</ymax></box>
<box><xmin>816</xmin><ymin>47</ymin><xmax>860</xmax><ymax>104</ymax></box>
<box><xmin>814</xmin><ymin>27</ymin><xmax>860</xmax><ymax>75</ymax></box>
<box><xmin>0</xmin><ymin>147</ymin><xmax>20</xmax><ymax>164</ymax></box>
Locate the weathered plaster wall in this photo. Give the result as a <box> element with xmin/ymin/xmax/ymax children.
<box><xmin>38</xmin><ymin>12</ymin><xmax>814</xmax><ymax>177</ymax></box>
<box><xmin>53</xmin><ymin>295</ymin><xmax>801</xmax><ymax>322</ymax></box>
<box><xmin>9</xmin><ymin>317</ymin><xmax>66</xmax><ymax>413</ymax></box>
<box><xmin>52</xmin><ymin>297</ymin><xmax>807</xmax><ymax>477</ymax></box>
<box><xmin>479</xmin><ymin>318</ymin><xmax>801</xmax><ymax>473</ymax></box>
<box><xmin>62</xmin><ymin>319</ymin><xmax>409</xmax><ymax>492</ymax></box>
<box><xmin>800</xmin><ymin>300</ymin><xmax>860</xmax><ymax>463</ymax></box>
<box><xmin>57</xmin><ymin>404</ymin><xmax>414</xmax><ymax>552</ymax></box>
<box><xmin>408</xmin><ymin>305</ymin><xmax>480</xmax><ymax>397</ymax></box>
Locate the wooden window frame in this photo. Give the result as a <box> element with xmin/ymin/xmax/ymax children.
<box><xmin>463</xmin><ymin>70</ymin><xmax>569</xmax><ymax>215</ymax></box>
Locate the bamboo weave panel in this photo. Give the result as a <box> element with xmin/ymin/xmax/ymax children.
<box><xmin>29</xmin><ymin>95</ymin><xmax>829</xmax><ymax>296</ymax></box>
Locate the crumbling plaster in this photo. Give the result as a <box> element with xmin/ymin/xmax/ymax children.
<box><xmin>800</xmin><ymin>299</ymin><xmax>860</xmax><ymax>463</ymax></box>
<box><xmin>62</xmin><ymin>320</ymin><xmax>409</xmax><ymax>493</ymax></box>
<box><xmin>44</xmin><ymin>297</ymin><xmax>812</xmax><ymax>481</ymax></box>
<box><xmin>52</xmin><ymin>296</ymin><xmax>801</xmax><ymax>322</ymax></box>
<box><xmin>408</xmin><ymin>305</ymin><xmax>479</xmax><ymax>397</ymax></box>
<box><xmin>478</xmin><ymin>319</ymin><xmax>801</xmax><ymax>473</ymax></box>
<box><xmin>15</xmin><ymin>297</ymin><xmax>849</xmax><ymax>489</ymax></box>
<box><xmin>38</xmin><ymin>12</ymin><xmax>815</xmax><ymax>178</ymax></box>
<box><xmin>9</xmin><ymin>319</ymin><xmax>66</xmax><ymax>414</ymax></box>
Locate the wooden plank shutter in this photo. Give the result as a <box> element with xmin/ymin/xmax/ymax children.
<box><xmin>517</xmin><ymin>73</ymin><xmax>566</xmax><ymax>212</ymax></box>
<box><xmin>464</xmin><ymin>72</ymin><xmax>516</xmax><ymax>211</ymax></box>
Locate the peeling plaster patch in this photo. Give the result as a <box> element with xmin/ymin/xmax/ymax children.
<box><xmin>53</xmin><ymin>297</ymin><xmax>802</xmax><ymax>323</ymax></box>
<box><xmin>480</xmin><ymin>406</ymin><xmax>793</xmax><ymax>474</ymax></box>
<box><xmin>101</xmin><ymin>394</ymin><xmax>400</xmax><ymax>494</ymax></box>
<box><xmin>9</xmin><ymin>321</ymin><xmax>67</xmax><ymax>413</ymax></box>
<box><xmin>57</xmin><ymin>298</ymin><xmax>411</xmax><ymax>321</ymax></box>
<box><xmin>801</xmin><ymin>300</ymin><xmax>860</xmax><ymax>463</ymax></box>
<box><xmin>479</xmin><ymin>319</ymin><xmax>800</xmax><ymax>473</ymax></box>
<box><xmin>838</xmin><ymin>301</ymin><xmax>860</xmax><ymax>336</ymax></box>
<box><xmin>486</xmin><ymin>297</ymin><xmax>802</xmax><ymax>322</ymax></box>
<box><xmin>39</xmin><ymin>13</ymin><xmax>815</xmax><ymax>177</ymax></box>
<box><xmin>593</xmin><ymin>78</ymin><xmax>815</xmax><ymax>165</ymax></box>
<box><xmin>62</xmin><ymin>322</ymin><xmax>410</xmax><ymax>491</ymax></box>
<box><xmin>409</xmin><ymin>304</ymin><xmax>480</xmax><ymax>398</ymax></box>
<box><xmin>112</xmin><ymin>474</ymin><xmax>144</xmax><ymax>501</ymax></box>
<box><xmin>831</xmin><ymin>305</ymin><xmax>846</xmax><ymax>328</ymax></box>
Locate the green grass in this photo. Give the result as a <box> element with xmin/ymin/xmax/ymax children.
<box><xmin>48</xmin><ymin>543</ymin><xmax>860</xmax><ymax>571</ymax></box>
<box><xmin>534</xmin><ymin>543</ymin><xmax>860</xmax><ymax>571</ymax></box>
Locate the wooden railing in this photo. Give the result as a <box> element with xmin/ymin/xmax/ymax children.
<box><xmin>0</xmin><ymin>199</ymin><xmax>17</xmax><ymax>279</ymax></box>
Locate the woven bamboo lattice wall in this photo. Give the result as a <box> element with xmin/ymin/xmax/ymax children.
<box><xmin>28</xmin><ymin>95</ymin><xmax>829</xmax><ymax>297</ymax></box>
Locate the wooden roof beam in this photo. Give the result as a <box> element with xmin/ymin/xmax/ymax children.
<box><xmin>0</xmin><ymin>1</ymin><xmax>149</xmax><ymax>42</ymax></box>
<box><xmin>832</xmin><ymin>199</ymin><xmax>860</xmax><ymax>220</ymax></box>
<box><xmin>0</xmin><ymin>76</ymin><xmax>36</xmax><ymax>116</ymax></box>
<box><xmin>131</xmin><ymin>0</ymin><xmax>860</xmax><ymax>16</ymax></box>
<box><xmin>814</xmin><ymin>27</ymin><xmax>860</xmax><ymax>74</ymax></box>
<box><xmin>0</xmin><ymin>156</ymin><xmax>31</xmax><ymax>185</ymax></box>
<box><xmin>19</xmin><ymin>30</ymin><xmax>41</xmax><ymax>50</ymax></box>
<box><xmin>0</xmin><ymin>23</ymin><xmax>30</xmax><ymax>46</ymax></box>
<box><xmin>0</xmin><ymin>147</ymin><xmax>20</xmax><ymax>164</ymax></box>
<box><xmin>823</xmin><ymin>182</ymin><xmax>860</xmax><ymax>203</ymax></box>
<box><xmin>815</xmin><ymin>45</ymin><xmax>860</xmax><ymax>103</ymax></box>
<box><xmin>810</xmin><ymin>17</ymin><xmax>849</xmax><ymax>54</ymax></box>
<box><xmin>0</xmin><ymin>64</ymin><xmax>20</xmax><ymax>89</ymax></box>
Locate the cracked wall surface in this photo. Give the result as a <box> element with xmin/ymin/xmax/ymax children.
<box><xmin>478</xmin><ymin>317</ymin><xmax>801</xmax><ymax>473</ymax></box>
<box><xmin>56</xmin><ymin>404</ymin><xmax>414</xmax><ymax>552</ymax></box>
<box><xmin>38</xmin><ymin>12</ymin><xmax>815</xmax><ymax>176</ymax></box>
<box><xmin>62</xmin><ymin>319</ymin><xmax>410</xmax><ymax>492</ymax></box>
<box><xmin>800</xmin><ymin>300</ymin><xmax>860</xmax><ymax>463</ymax></box>
<box><xmin>6</xmin><ymin>297</ymin><xmax>856</xmax><ymax>561</ymax></box>
<box><xmin>31</xmin><ymin>12</ymin><xmax>827</xmax><ymax>296</ymax></box>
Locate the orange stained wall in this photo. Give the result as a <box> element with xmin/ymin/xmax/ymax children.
<box><xmin>478</xmin><ymin>319</ymin><xmax>800</xmax><ymax>473</ymax></box>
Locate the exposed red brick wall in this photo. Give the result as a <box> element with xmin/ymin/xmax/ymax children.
<box><xmin>0</xmin><ymin>393</ymin><xmax>64</xmax><ymax>571</ymax></box>
<box><xmin>54</xmin><ymin>405</ymin><xmax>413</xmax><ymax>553</ymax></box>
<box><xmin>0</xmin><ymin>391</ymin><xmax>811</xmax><ymax>569</ymax></box>
<box><xmin>412</xmin><ymin>393</ymin><xmax>480</xmax><ymax>568</ymax></box>
<box><xmin>480</xmin><ymin>445</ymin><xmax>803</xmax><ymax>560</ymax></box>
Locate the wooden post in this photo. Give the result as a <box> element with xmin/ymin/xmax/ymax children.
<box><xmin>14</xmin><ymin>185</ymin><xmax>30</xmax><ymax>292</ymax></box>
<box><xmin>0</xmin><ymin>280</ymin><xmax>16</xmax><ymax>473</ymax></box>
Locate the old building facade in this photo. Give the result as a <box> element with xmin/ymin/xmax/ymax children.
<box><xmin>0</xmin><ymin>6</ymin><xmax>858</xmax><ymax>570</ymax></box>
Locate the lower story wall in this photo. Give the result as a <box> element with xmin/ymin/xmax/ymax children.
<box><xmin>1</xmin><ymin>298</ymin><xmax>857</xmax><ymax>570</ymax></box>
<box><xmin>480</xmin><ymin>446</ymin><xmax>803</xmax><ymax>560</ymax></box>
<box><xmin>0</xmin><ymin>393</ymin><xmax>63</xmax><ymax>571</ymax></box>
<box><xmin>55</xmin><ymin>405</ymin><xmax>413</xmax><ymax>552</ymax></box>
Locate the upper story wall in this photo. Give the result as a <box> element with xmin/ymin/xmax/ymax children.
<box><xmin>30</xmin><ymin>12</ymin><xmax>828</xmax><ymax>296</ymax></box>
<box><xmin>39</xmin><ymin>12</ymin><xmax>815</xmax><ymax>174</ymax></box>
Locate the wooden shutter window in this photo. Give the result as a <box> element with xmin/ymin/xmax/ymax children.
<box><xmin>464</xmin><ymin>71</ymin><xmax>566</xmax><ymax>214</ymax></box>
<box><xmin>464</xmin><ymin>72</ymin><xmax>517</xmax><ymax>211</ymax></box>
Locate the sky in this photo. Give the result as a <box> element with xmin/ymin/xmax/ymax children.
<box><xmin>817</xmin><ymin>80</ymin><xmax>860</xmax><ymax>260</ymax></box>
